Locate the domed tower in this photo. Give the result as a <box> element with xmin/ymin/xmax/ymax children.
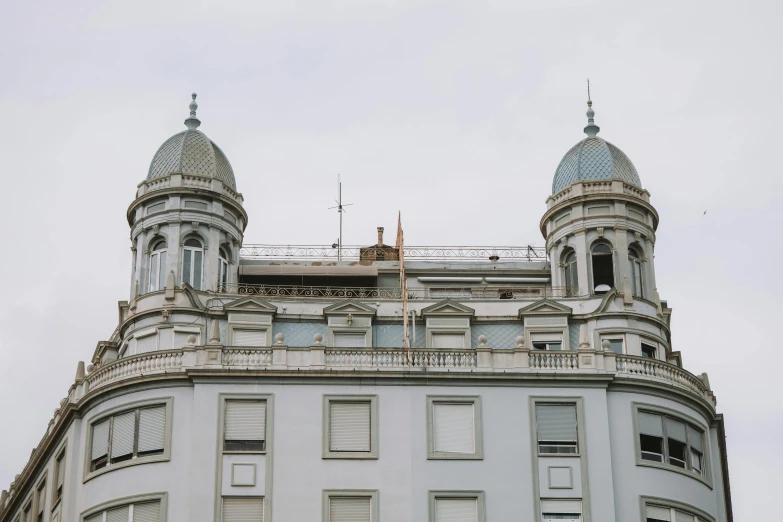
<box><xmin>540</xmin><ymin>98</ymin><xmax>659</xmax><ymax>307</ymax></box>
<box><xmin>127</xmin><ymin>94</ymin><xmax>248</xmax><ymax>299</ymax></box>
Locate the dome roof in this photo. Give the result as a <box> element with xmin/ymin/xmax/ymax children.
<box><xmin>551</xmin><ymin>101</ymin><xmax>641</xmax><ymax>195</ymax></box>
<box><xmin>147</xmin><ymin>94</ymin><xmax>237</xmax><ymax>190</ymax></box>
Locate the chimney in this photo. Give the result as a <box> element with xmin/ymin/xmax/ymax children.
<box><xmin>377</xmin><ymin>227</ymin><xmax>384</xmax><ymax>247</ymax></box>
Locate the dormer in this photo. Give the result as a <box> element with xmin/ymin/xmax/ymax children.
<box><xmin>224</xmin><ymin>297</ymin><xmax>277</xmax><ymax>347</ymax></box>
<box><xmin>421</xmin><ymin>300</ymin><xmax>475</xmax><ymax>349</ymax></box>
<box><xmin>324</xmin><ymin>301</ymin><xmax>376</xmax><ymax>348</ymax></box>
<box><xmin>518</xmin><ymin>299</ymin><xmax>573</xmax><ymax>351</ymax></box>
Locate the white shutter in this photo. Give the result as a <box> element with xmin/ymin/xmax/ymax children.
<box><xmin>638</xmin><ymin>412</ymin><xmax>663</xmax><ymax>437</ymax></box>
<box><xmin>232</xmin><ymin>329</ymin><xmax>267</xmax><ymax>347</ymax></box>
<box><xmin>665</xmin><ymin>418</ymin><xmax>687</xmax><ymax>442</ymax></box>
<box><xmin>138</xmin><ymin>407</ymin><xmax>166</xmax><ymax>453</ymax></box>
<box><xmin>333</xmin><ymin>332</ymin><xmax>367</xmax><ymax>348</ymax></box>
<box><xmin>222</xmin><ymin>497</ymin><xmax>263</xmax><ymax>522</ymax></box>
<box><xmin>225</xmin><ymin>401</ymin><xmax>266</xmax><ymax>441</ymax></box>
<box><xmin>85</xmin><ymin>514</ymin><xmax>103</xmax><ymax>522</ymax></box>
<box><xmin>132</xmin><ymin>501</ymin><xmax>161</xmax><ymax>522</ymax></box>
<box><xmin>329</xmin><ymin>402</ymin><xmax>371</xmax><ymax>452</ymax></box>
<box><xmin>674</xmin><ymin>511</ymin><xmax>695</xmax><ymax>522</ymax></box>
<box><xmin>110</xmin><ymin>412</ymin><xmax>136</xmax><ymax>459</ymax></box>
<box><xmin>646</xmin><ymin>505</ymin><xmax>672</xmax><ymax>521</ymax></box>
<box><xmin>688</xmin><ymin>425</ymin><xmax>704</xmax><ymax>452</ymax></box>
<box><xmin>329</xmin><ymin>497</ymin><xmax>371</xmax><ymax>522</ymax></box>
<box><xmin>541</xmin><ymin>500</ymin><xmax>581</xmax><ymax>521</ymax></box>
<box><xmin>432</xmin><ymin>333</ymin><xmax>465</xmax><ymax>349</ymax></box>
<box><xmin>435</xmin><ymin>498</ymin><xmax>477</xmax><ymax>522</ymax></box>
<box><xmin>91</xmin><ymin>419</ymin><xmax>110</xmax><ymax>461</ymax></box>
<box><xmin>536</xmin><ymin>404</ymin><xmax>578</xmax><ymax>442</ymax></box>
<box><xmin>136</xmin><ymin>333</ymin><xmax>157</xmax><ymax>354</ymax></box>
<box><xmin>433</xmin><ymin>403</ymin><xmax>475</xmax><ymax>453</ymax></box>
<box><xmin>106</xmin><ymin>506</ymin><xmax>129</xmax><ymax>522</ymax></box>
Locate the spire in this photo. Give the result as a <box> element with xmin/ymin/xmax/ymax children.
<box><xmin>584</xmin><ymin>80</ymin><xmax>600</xmax><ymax>138</ymax></box>
<box><xmin>184</xmin><ymin>93</ymin><xmax>201</xmax><ymax>130</ymax></box>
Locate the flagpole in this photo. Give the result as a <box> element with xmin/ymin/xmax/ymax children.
<box><xmin>397</xmin><ymin>212</ymin><xmax>410</xmax><ymax>358</ymax></box>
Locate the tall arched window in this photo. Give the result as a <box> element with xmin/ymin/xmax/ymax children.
<box><xmin>591</xmin><ymin>243</ymin><xmax>614</xmax><ymax>293</ymax></box>
<box><xmin>629</xmin><ymin>246</ymin><xmax>644</xmax><ymax>298</ymax></box>
<box><xmin>147</xmin><ymin>240</ymin><xmax>167</xmax><ymax>293</ymax></box>
<box><xmin>218</xmin><ymin>247</ymin><xmax>229</xmax><ymax>291</ymax></box>
<box><xmin>182</xmin><ymin>238</ymin><xmax>204</xmax><ymax>290</ymax></box>
<box><xmin>563</xmin><ymin>250</ymin><xmax>579</xmax><ymax>296</ymax></box>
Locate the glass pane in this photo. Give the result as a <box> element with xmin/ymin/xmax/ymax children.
<box><xmin>182</xmin><ymin>249</ymin><xmax>192</xmax><ymax>286</ymax></box>
<box><xmin>148</xmin><ymin>253</ymin><xmax>159</xmax><ymax>292</ymax></box>
<box><xmin>158</xmin><ymin>251</ymin><xmax>167</xmax><ymax>289</ymax></box>
<box><xmin>668</xmin><ymin>438</ymin><xmax>687</xmax><ymax>468</ymax></box>
<box><xmin>609</xmin><ymin>340</ymin><xmax>623</xmax><ymax>354</ymax></box>
<box><xmin>549</xmin><ymin>343</ymin><xmax>562</xmax><ymax>351</ymax></box>
<box><xmin>193</xmin><ymin>251</ymin><xmax>203</xmax><ymax>290</ymax></box>
<box><xmin>640</xmin><ymin>434</ymin><xmax>664</xmax><ymax>461</ymax></box>
<box><xmin>184</xmin><ymin>238</ymin><xmax>201</xmax><ymax>247</ymax></box>
<box><xmin>690</xmin><ymin>449</ymin><xmax>703</xmax><ymax>473</ymax></box>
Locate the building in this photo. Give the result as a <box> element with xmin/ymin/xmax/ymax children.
<box><xmin>0</xmin><ymin>94</ymin><xmax>732</xmax><ymax>522</ymax></box>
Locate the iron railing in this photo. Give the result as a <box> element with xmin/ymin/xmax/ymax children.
<box><xmin>239</xmin><ymin>244</ymin><xmax>547</xmax><ymax>261</ymax></box>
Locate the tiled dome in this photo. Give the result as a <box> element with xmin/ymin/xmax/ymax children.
<box><xmin>146</xmin><ymin>94</ymin><xmax>236</xmax><ymax>190</ymax></box>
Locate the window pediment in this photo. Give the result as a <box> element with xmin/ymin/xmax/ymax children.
<box><xmin>518</xmin><ymin>299</ymin><xmax>572</xmax><ymax>318</ymax></box>
<box><xmin>421</xmin><ymin>300</ymin><xmax>475</xmax><ymax>318</ymax></box>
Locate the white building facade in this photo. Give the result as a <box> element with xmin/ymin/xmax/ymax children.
<box><xmin>0</xmin><ymin>95</ymin><xmax>733</xmax><ymax>522</ymax></box>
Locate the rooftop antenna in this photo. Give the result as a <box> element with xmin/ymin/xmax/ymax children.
<box><xmin>328</xmin><ymin>175</ymin><xmax>352</xmax><ymax>261</ymax></box>
<box><xmin>584</xmin><ymin>78</ymin><xmax>600</xmax><ymax>138</ymax></box>
<box><xmin>587</xmin><ymin>78</ymin><xmax>591</xmax><ymax>103</ymax></box>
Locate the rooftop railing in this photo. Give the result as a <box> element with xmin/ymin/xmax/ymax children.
<box><xmin>239</xmin><ymin>244</ymin><xmax>547</xmax><ymax>261</ymax></box>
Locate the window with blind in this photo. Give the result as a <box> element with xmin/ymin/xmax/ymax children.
<box><xmin>323</xmin><ymin>396</ymin><xmax>378</xmax><ymax>459</ymax></box>
<box><xmin>222</xmin><ymin>497</ymin><xmax>264</xmax><ymax>522</ymax></box>
<box><xmin>231</xmin><ymin>328</ymin><xmax>267</xmax><ymax>347</ymax></box>
<box><xmin>34</xmin><ymin>480</ymin><xmax>45</xmax><ymax>522</ymax></box>
<box><xmin>541</xmin><ymin>499</ymin><xmax>581</xmax><ymax>522</ymax></box>
<box><xmin>431</xmin><ymin>333</ymin><xmax>466</xmax><ymax>349</ymax></box>
<box><xmin>428</xmin><ymin>397</ymin><xmax>482</xmax><ymax>459</ymax></box>
<box><xmin>83</xmin><ymin>500</ymin><xmax>162</xmax><ymax>522</ymax></box>
<box><xmin>89</xmin><ymin>404</ymin><xmax>168</xmax><ymax>473</ymax></box>
<box><xmin>645</xmin><ymin>503</ymin><xmax>709</xmax><ymax>522</ymax></box>
<box><xmin>535</xmin><ymin>404</ymin><xmax>579</xmax><ymax>454</ymax></box>
<box><xmin>224</xmin><ymin>400</ymin><xmax>267</xmax><ymax>452</ymax></box>
<box><xmin>332</xmin><ymin>332</ymin><xmax>367</xmax><ymax>348</ymax></box>
<box><xmin>53</xmin><ymin>449</ymin><xmax>65</xmax><ymax>504</ymax></box>
<box><xmin>429</xmin><ymin>492</ymin><xmax>484</xmax><ymax>522</ymax></box>
<box><xmin>637</xmin><ymin>409</ymin><xmax>707</xmax><ymax>477</ymax></box>
<box><xmin>324</xmin><ymin>492</ymin><xmax>377</xmax><ymax>522</ymax></box>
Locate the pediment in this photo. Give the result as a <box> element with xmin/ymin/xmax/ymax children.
<box><xmin>224</xmin><ymin>296</ymin><xmax>278</xmax><ymax>313</ymax></box>
<box><xmin>323</xmin><ymin>300</ymin><xmax>377</xmax><ymax>316</ymax></box>
<box><xmin>421</xmin><ymin>300</ymin><xmax>475</xmax><ymax>317</ymax></box>
<box><xmin>518</xmin><ymin>299</ymin><xmax>572</xmax><ymax>317</ymax></box>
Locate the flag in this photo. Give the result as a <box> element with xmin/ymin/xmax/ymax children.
<box><xmin>397</xmin><ymin>212</ymin><xmax>410</xmax><ymax>352</ymax></box>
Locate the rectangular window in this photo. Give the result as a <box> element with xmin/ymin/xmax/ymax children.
<box><xmin>222</xmin><ymin>497</ymin><xmax>263</xmax><ymax>522</ymax></box>
<box><xmin>428</xmin><ymin>397</ymin><xmax>482</xmax><ymax>459</ymax></box>
<box><xmin>224</xmin><ymin>400</ymin><xmax>267</xmax><ymax>452</ymax></box>
<box><xmin>22</xmin><ymin>502</ymin><xmax>32</xmax><ymax>522</ymax></box>
<box><xmin>605</xmin><ymin>338</ymin><xmax>623</xmax><ymax>354</ymax></box>
<box><xmin>90</xmin><ymin>405</ymin><xmax>167</xmax><ymax>472</ymax></box>
<box><xmin>429</xmin><ymin>492</ymin><xmax>484</xmax><ymax>522</ymax></box>
<box><xmin>431</xmin><ymin>333</ymin><xmax>466</xmax><ymax>349</ymax></box>
<box><xmin>533</xmin><ymin>341</ymin><xmax>562</xmax><ymax>351</ymax></box>
<box><xmin>327</xmin><ymin>496</ymin><xmax>372</xmax><ymax>522</ymax></box>
<box><xmin>231</xmin><ymin>329</ymin><xmax>267</xmax><ymax>347</ymax></box>
<box><xmin>53</xmin><ymin>450</ymin><xmax>65</xmax><ymax>504</ymax></box>
<box><xmin>332</xmin><ymin>332</ymin><xmax>367</xmax><ymax>348</ymax></box>
<box><xmin>641</xmin><ymin>343</ymin><xmax>657</xmax><ymax>359</ymax></box>
<box><xmin>323</xmin><ymin>396</ymin><xmax>378</xmax><ymax>459</ymax></box>
<box><xmin>637</xmin><ymin>410</ymin><xmax>707</xmax><ymax>477</ymax></box>
<box><xmin>645</xmin><ymin>503</ymin><xmax>708</xmax><ymax>522</ymax></box>
<box><xmin>35</xmin><ymin>480</ymin><xmax>45</xmax><ymax>522</ymax></box>
<box><xmin>541</xmin><ymin>499</ymin><xmax>582</xmax><ymax>522</ymax></box>
<box><xmin>536</xmin><ymin>404</ymin><xmax>578</xmax><ymax>454</ymax></box>
<box><xmin>531</xmin><ymin>333</ymin><xmax>563</xmax><ymax>351</ymax></box>
<box><xmin>83</xmin><ymin>500</ymin><xmax>162</xmax><ymax>522</ymax></box>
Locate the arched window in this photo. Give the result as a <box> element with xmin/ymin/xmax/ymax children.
<box><xmin>629</xmin><ymin>246</ymin><xmax>644</xmax><ymax>298</ymax></box>
<box><xmin>182</xmin><ymin>238</ymin><xmax>204</xmax><ymax>290</ymax></box>
<box><xmin>218</xmin><ymin>247</ymin><xmax>230</xmax><ymax>291</ymax></box>
<box><xmin>147</xmin><ymin>240</ymin><xmax>167</xmax><ymax>293</ymax></box>
<box><xmin>591</xmin><ymin>243</ymin><xmax>614</xmax><ymax>293</ymax></box>
<box><xmin>563</xmin><ymin>250</ymin><xmax>579</xmax><ymax>296</ymax></box>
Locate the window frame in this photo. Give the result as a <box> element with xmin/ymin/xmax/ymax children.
<box><xmin>181</xmin><ymin>238</ymin><xmax>204</xmax><ymax>290</ymax></box>
<box><xmin>639</xmin><ymin>496</ymin><xmax>714</xmax><ymax>522</ymax></box>
<box><xmin>632</xmin><ymin>403</ymin><xmax>712</xmax><ymax>487</ymax></box>
<box><xmin>33</xmin><ymin>474</ymin><xmax>46</xmax><ymax>522</ymax></box>
<box><xmin>322</xmin><ymin>395</ymin><xmax>379</xmax><ymax>460</ymax></box>
<box><xmin>429</xmin><ymin>330</ymin><xmax>468</xmax><ymax>349</ymax></box>
<box><xmin>426</xmin><ymin>396</ymin><xmax>483</xmax><ymax>460</ymax></box>
<box><xmin>217</xmin><ymin>248</ymin><xmax>230</xmax><ymax>290</ymax></box>
<box><xmin>641</xmin><ymin>342</ymin><xmax>657</xmax><ymax>359</ymax></box>
<box><xmin>322</xmin><ymin>490</ymin><xmax>378</xmax><ymax>522</ymax></box>
<box><xmin>534</xmin><ymin>402</ymin><xmax>580</xmax><ymax>456</ymax></box>
<box><xmin>227</xmin><ymin>323</ymin><xmax>270</xmax><ymax>347</ymax></box>
<box><xmin>589</xmin><ymin>241</ymin><xmax>615</xmax><ymax>293</ymax></box>
<box><xmin>428</xmin><ymin>490</ymin><xmax>485</xmax><ymax>522</ymax></box>
<box><xmin>562</xmin><ymin>249</ymin><xmax>579</xmax><ymax>296</ymax></box>
<box><xmin>52</xmin><ymin>443</ymin><xmax>67</xmax><ymax>510</ymax></box>
<box><xmin>83</xmin><ymin>398</ymin><xmax>173</xmax><ymax>482</ymax></box>
<box><xmin>222</xmin><ymin>398</ymin><xmax>269</xmax><ymax>454</ymax></box>
<box><xmin>79</xmin><ymin>492</ymin><xmax>167</xmax><ymax>522</ymax></box>
<box><xmin>628</xmin><ymin>245</ymin><xmax>645</xmax><ymax>299</ymax></box>
<box><xmin>221</xmin><ymin>496</ymin><xmax>265</xmax><ymax>522</ymax></box>
<box><xmin>147</xmin><ymin>241</ymin><xmax>168</xmax><ymax>293</ymax></box>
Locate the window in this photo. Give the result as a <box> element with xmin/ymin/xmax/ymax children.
<box><xmin>89</xmin><ymin>405</ymin><xmax>167</xmax><ymax>473</ymax></box>
<box><xmin>637</xmin><ymin>410</ymin><xmax>706</xmax><ymax>477</ymax></box>
<box><xmin>641</xmin><ymin>342</ymin><xmax>657</xmax><ymax>359</ymax></box>
<box><xmin>53</xmin><ymin>449</ymin><xmax>65</xmax><ymax>505</ymax></box>
<box><xmin>536</xmin><ymin>404</ymin><xmax>578</xmax><ymax>454</ymax></box>
<box><xmin>332</xmin><ymin>332</ymin><xmax>367</xmax><ymax>348</ymax></box>
<box><xmin>563</xmin><ymin>250</ymin><xmax>579</xmax><ymax>296</ymax></box>
<box><xmin>541</xmin><ymin>500</ymin><xmax>582</xmax><ymax>522</ymax></box>
<box><xmin>324</xmin><ymin>491</ymin><xmax>377</xmax><ymax>522</ymax></box>
<box><xmin>34</xmin><ymin>480</ymin><xmax>45</xmax><ymax>522</ymax></box>
<box><xmin>230</xmin><ymin>328</ymin><xmax>267</xmax><ymax>347</ymax></box>
<box><xmin>533</xmin><ymin>341</ymin><xmax>562</xmax><ymax>351</ymax></box>
<box><xmin>604</xmin><ymin>338</ymin><xmax>623</xmax><ymax>354</ymax></box>
<box><xmin>147</xmin><ymin>241</ymin><xmax>167</xmax><ymax>293</ymax></box>
<box><xmin>22</xmin><ymin>501</ymin><xmax>32</xmax><ymax>522</ymax></box>
<box><xmin>429</xmin><ymin>491</ymin><xmax>484</xmax><ymax>522</ymax></box>
<box><xmin>428</xmin><ymin>397</ymin><xmax>482</xmax><ymax>459</ymax></box>
<box><xmin>182</xmin><ymin>238</ymin><xmax>203</xmax><ymax>290</ymax></box>
<box><xmin>218</xmin><ymin>248</ymin><xmax>229</xmax><ymax>291</ymax></box>
<box><xmin>431</xmin><ymin>333</ymin><xmax>466</xmax><ymax>349</ymax></box>
<box><xmin>531</xmin><ymin>332</ymin><xmax>564</xmax><ymax>351</ymax></box>
<box><xmin>645</xmin><ymin>503</ymin><xmax>709</xmax><ymax>522</ymax></box>
<box><xmin>222</xmin><ymin>497</ymin><xmax>263</xmax><ymax>522</ymax></box>
<box><xmin>629</xmin><ymin>246</ymin><xmax>644</xmax><ymax>298</ymax></box>
<box><xmin>224</xmin><ymin>400</ymin><xmax>267</xmax><ymax>452</ymax></box>
<box><xmin>591</xmin><ymin>243</ymin><xmax>614</xmax><ymax>293</ymax></box>
<box><xmin>82</xmin><ymin>500</ymin><xmax>162</xmax><ymax>522</ymax></box>
<box><xmin>323</xmin><ymin>396</ymin><xmax>378</xmax><ymax>459</ymax></box>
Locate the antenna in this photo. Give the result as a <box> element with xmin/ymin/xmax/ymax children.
<box><xmin>328</xmin><ymin>174</ymin><xmax>353</xmax><ymax>260</ymax></box>
<box><xmin>587</xmin><ymin>78</ymin><xmax>591</xmax><ymax>102</ymax></box>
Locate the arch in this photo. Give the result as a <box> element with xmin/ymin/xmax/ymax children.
<box><xmin>628</xmin><ymin>243</ymin><xmax>645</xmax><ymax>298</ymax></box>
<box><xmin>145</xmin><ymin>236</ymin><xmax>168</xmax><ymax>293</ymax></box>
<box><xmin>590</xmin><ymin>241</ymin><xmax>615</xmax><ymax>294</ymax></box>
<box><xmin>217</xmin><ymin>245</ymin><xmax>231</xmax><ymax>291</ymax></box>
<box><xmin>181</xmin><ymin>237</ymin><xmax>205</xmax><ymax>291</ymax></box>
<box><xmin>561</xmin><ymin>248</ymin><xmax>579</xmax><ymax>296</ymax></box>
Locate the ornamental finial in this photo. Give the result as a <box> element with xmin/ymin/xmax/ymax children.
<box><xmin>184</xmin><ymin>93</ymin><xmax>201</xmax><ymax>130</ymax></box>
<box><xmin>584</xmin><ymin>79</ymin><xmax>600</xmax><ymax>138</ymax></box>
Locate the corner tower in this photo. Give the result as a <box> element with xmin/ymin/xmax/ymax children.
<box><xmin>540</xmin><ymin>99</ymin><xmax>660</xmax><ymax>306</ymax></box>
<box><xmin>127</xmin><ymin>94</ymin><xmax>248</xmax><ymax>299</ymax></box>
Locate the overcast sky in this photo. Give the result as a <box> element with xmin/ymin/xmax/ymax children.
<box><xmin>1</xmin><ymin>0</ymin><xmax>780</xmax><ymax>518</ymax></box>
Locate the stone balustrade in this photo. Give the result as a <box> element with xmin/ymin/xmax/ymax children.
<box><xmin>86</xmin><ymin>350</ymin><xmax>184</xmax><ymax>390</ymax></box>
<box><xmin>615</xmin><ymin>355</ymin><xmax>713</xmax><ymax>404</ymax></box>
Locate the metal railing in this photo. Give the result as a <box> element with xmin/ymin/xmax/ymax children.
<box><xmin>239</xmin><ymin>244</ymin><xmax>547</xmax><ymax>261</ymax></box>
<box><xmin>216</xmin><ymin>283</ymin><xmax>581</xmax><ymax>299</ymax></box>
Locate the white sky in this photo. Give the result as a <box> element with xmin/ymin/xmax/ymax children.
<box><xmin>1</xmin><ymin>0</ymin><xmax>780</xmax><ymax>518</ymax></box>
